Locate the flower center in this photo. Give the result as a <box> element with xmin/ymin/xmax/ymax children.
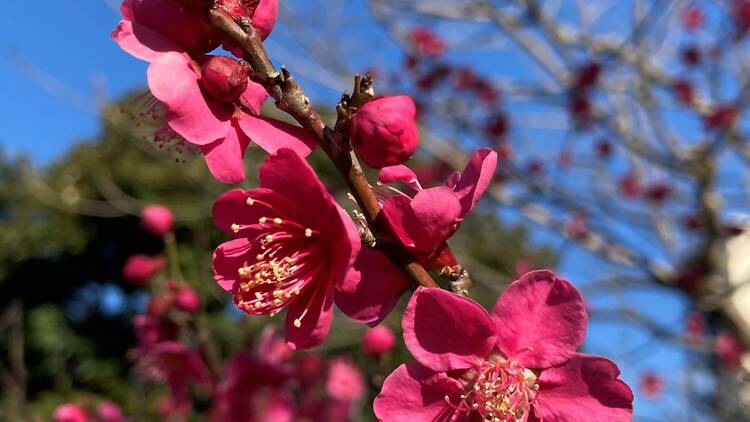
<box><xmin>446</xmin><ymin>357</ymin><xmax>539</xmax><ymax>422</ymax></box>
<box><xmin>231</xmin><ymin>204</ymin><xmax>323</xmax><ymax>327</ymax></box>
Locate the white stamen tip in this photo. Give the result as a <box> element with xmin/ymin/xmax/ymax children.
<box><xmin>273</xmin><ymin>217</ymin><xmax>283</xmax><ymax>224</ymax></box>
<box><xmin>231</xmin><ymin>223</ymin><xmax>240</xmax><ymax>233</ymax></box>
<box><xmin>293</xmin><ymin>319</ymin><xmax>302</xmax><ymax>328</ymax></box>
<box><xmin>246</xmin><ymin>197</ymin><xmax>254</xmax><ymax>206</ymax></box>
<box><xmin>259</xmin><ymin>217</ymin><xmax>267</xmax><ymax>224</ymax></box>
<box><xmin>304</xmin><ymin>228</ymin><xmax>313</xmax><ymax>237</ymax></box>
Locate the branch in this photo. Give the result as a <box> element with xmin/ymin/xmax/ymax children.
<box><xmin>207</xmin><ymin>8</ymin><xmax>440</xmax><ymax>289</ymax></box>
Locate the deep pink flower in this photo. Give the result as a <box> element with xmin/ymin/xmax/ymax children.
<box><xmin>133</xmin><ymin>312</ymin><xmax>178</xmax><ymax>352</ymax></box>
<box><xmin>362</xmin><ymin>325</ymin><xmax>397</xmax><ymax>358</ymax></box>
<box><xmin>139</xmin><ymin>341</ymin><xmax>212</xmax><ymax>417</ymax></box>
<box><xmin>174</xmin><ymin>285</ymin><xmax>201</xmax><ymax>313</ymax></box>
<box><xmin>147</xmin><ymin>52</ymin><xmax>316</xmax><ymax>183</ymax></box>
<box><xmin>96</xmin><ymin>400</ymin><xmax>132</xmax><ymax>422</ymax></box>
<box><xmin>336</xmin><ymin>149</ymin><xmax>497</xmax><ymax>325</ymax></box>
<box><xmin>639</xmin><ymin>372</ymin><xmax>664</xmax><ymax>399</ymax></box>
<box><xmin>212</xmin><ymin>149</ymin><xmax>360</xmax><ymax>349</ymax></box>
<box><xmin>682</xmin><ymin>5</ymin><xmax>704</xmax><ymax>31</ymax></box>
<box><xmin>327</xmin><ymin>358</ymin><xmax>365</xmax><ymax>402</ymax></box>
<box><xmin>351</xmin><ymin>95</ymin><xmax>419</xmax><ymax>169</ymax></box>
<box><xmin>122</xmin><ymin>254</ymin><xmax>165</xmax><ymax>285</ymax></box>
<box><xmin>685</xmin><ymin>311</ymin><xmax>706</xmax><ymax>343</ymax></box>
<box><xmin>715</xmin><ymin>330</ymin><xmax>744</xmax><ymax>370</ymax></box>
<box><xmin>112</xmin><ymin>0</ymin><xmax>219</xmax><ymax>62</ymax></box>
<box><xmin>374</xmin><ymin>270</ymin><xmax>633</xmax><ymax>422</ymax></box>
<box><xmin>674</xmin><ymin>79</ymin><xmax>695</xmax><ymax>106</ymax></box>
<box><xmin>54</xmin><ymin>404</ymin><xmax>89</xmax><ymax>422</ymax></box>
<box><xmin>141</xmin><ymin>204</ymin><xmax>173</xmax><ymax>236</ymax></box>
<box><xmin>704</xmin><ymin>104</ymin><xmax>739</xmax><ymax>131</ymax></box>
<box><xmin>409</xmin><ymin>27</ymin><xmax>445</xmax><ymax>57</ymax></box>
<box><xmin>618</xmin><ymin>173</ymin><xmax>641</xmax><ymax>199</ymax></box>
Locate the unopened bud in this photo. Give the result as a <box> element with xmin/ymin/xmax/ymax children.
<box><xmin>351</xmin><ymin>95</ymin><xmax>419</xmax><ymax>168</ymax></box>
<box><xmin>200</xmin><ymin>56</ymin><xmax>249</xmax><ymax>103</ymax></box>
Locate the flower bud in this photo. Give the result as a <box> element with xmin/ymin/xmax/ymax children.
<box><xmin>146</xmin><ymin>294</ymin><xmax>174</xmax><ymax>318</ymax></box>
<box><xmin>96</xmin><ymin>400</ymin><xmax>130</xmax><ymax>422</ymax></box>
<box><xmin>351</xmin><ymin>95</ymin><xmax>419</xmax><ymax>169</ymax></box>
<box><xmin>174</xmin><ymin>286</ymin><xmax>201</xmax><ymax>313</ymax></box>
<box><xmin>54</xmin><ymin>404</ymin><xmax>89</xmax><ymax>422</ymax></box>
<box><xmin>141</xmin><ymin>205</ymin><xmax>173</xmax><ymax>236</ymax></box>
<box><xmin>122</xmin><ymin>254</ymin><xmax>165</xmax><ymax>286</ymax></box>
<box><xmin>361</xmin><ymin>325</ymin><xmax>396</xmax><ymax>357</ymax></box>
<box><xmin>200</xmin><ymin>56</ymin><xmax>249</xmax><ymax>103</ymax></box>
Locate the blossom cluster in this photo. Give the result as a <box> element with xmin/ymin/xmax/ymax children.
<box><xmin>65</xmin><ymin>0</ymin><xmax>644</xmax><ymax>420</ymax></box>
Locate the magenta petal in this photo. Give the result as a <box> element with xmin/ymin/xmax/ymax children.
<box><xmin>374</xmin><ymin>362</ymin><xmax>465</xmax><ymax>422</ymax></box>
<box><xmin>213</xmin><ymin>188</ymin><xmax>298</xmax><ymax>236</ymax></box>
<box><xmin>334</xmin><ymin>248</ymin><xmax>410</xmax><ymax>325</ymax></box>
<box><xmin>239</xmin><ymin>80</ymin><xmax>269</xmax><ymax>114</ymax></box>
<box><xmin>238</xmin><ymin>115</ymin><xmax>316</xmax><ymax>157</ymax></box>
<box><xmin>147</xmin><ymin>52</ymin><xmax>232</xmax><ymax>145</ymax></box>
<box><xmin>450</xmin><ymin>148</ymin><xmax>497</xmax><ymax>219</ymax></box>
<box><xmin>384</xmin><ymin>187</ymin><xmax>461</xmax><ymax>253</ymax></box>
<box><xmin>403</xmin><ymin>287</ymin><xmax>496</xmax><ymax>372</ymax></box>
<box><xmin>492</xmin><ymin>270</ymin><xmax>587</xmax><ymax>369</ymax></box>
<box><xmin>379</xmin><ymin>165</ymin><xmax>423</xmax><ymax>191</ymax></box>
<box><xmin>212</xmin><ymin>238</ymin><xmax>253</xmax><ymax>291</ymax></box>
<box><xmin>284</xmin><ymin>278</ymin><xmax>334</xmax><ymax>350</ymax></box>
<box><xmin>200</xmin><ymin>126</ymin><xmax>250</xmax><ymax>184</ymax></box>
<box><xmin>112</xmin><ymin>19</ymin><xmax>181</xmax><ymax>62</ymax></box>
<box><xmin>533</xmin><ymin>354</ymin><xmax>634</xmax><ymax>422</ymax></box>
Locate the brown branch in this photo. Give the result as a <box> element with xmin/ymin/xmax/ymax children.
<box><xmin>207</xmin><ymin>8</ymin><xmax>440</xmax><ymax>289</ymax></box>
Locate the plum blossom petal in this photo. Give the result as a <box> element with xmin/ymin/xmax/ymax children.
<box><xmin>491</xmin><ymin>270</ymin><xmax>587</xmax><ymax>369</ymax></box>
<box><xmin>212</xmin><ymin>188</ymin><xmax>298</xmax><ymax>236</ymax></box>
<box><xmin>533</xmin><ymin>354</ymin><xmax>634</xmax><ymax>422</ymax></box>
<box><xmin>379</xmin><ymin>165</ymin><xmax>423</xmax><ymax>191</ymax></box>
<box><xmin>374</xmin><ymin>362</ymin><xmax>465</xmax><ymax>422</ymax></box>
<box><xmin>239</xmin><ymin>80</ymin><xmax>269</xmax><ymax>114</ymax></box>
<box><xmin>200</xmin><ymin>125</ymin><xmax>250</xmax><ymax>184</ymax></box>
<box><xmin>212</xmin><ymin>238</ymin><xmax>253</xmax><ymax>291</ymax></box>
<box><xmin>403</xmin><ymin>287</ymin><xmax>496</xmax><ymax>372</ymax></box>
<box><xmin>335</xmin><ymin>248</ymin><xmax>410</xmax><ymax>325</ymax></box>
<box><xmin>237</xmin><ymin>115</ymin><xmax>317</xmax><ymax>157</ymax></box>
<box><xmin>112</xmin><ymin>19</ymin><xmax>180</xmax><ymax>62</ymax></box>
<box><xmin>147</xmin><ymin>52</ymin><xmax>231</xmax><ymax>145</ymax></box>
<box><xmin>284</xmin><ymin>274</ymin><xmax>334</xmax><ymax>350</ymax></box>
<box><xmin>448</xmin><ymin>148</ymin><xmax>497</xmax><ymax>219</ymax></box>
<box><xmin>384</xmin><ymin>187</ymin><xmax>461</xmax><ymax>253</ymax></box>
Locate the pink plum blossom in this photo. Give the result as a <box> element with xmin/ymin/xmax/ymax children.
<box><xmin>140</xmin><ymin>204</ymin><xmax>173</xmax><ymax>236</ymax></box>
<box><xmin>147</xmin><ymin>52</ymin><xmax>316</xmax><ymax>183</ymax></box>
<box><xmin>335</xmin><ymin>148</ymin><xmax>497</xmax><ymax>325</ymax></box>
<box><xmin>715</xmin><ymin>330</ymin><xmax>744</xmax><ymax>370</ymax></box>
<box><xmin>53</xmin><ymin>404</ymin><xmax>89</xmax><ymax>422</ymax></box>
<box><xmin>351</xmin><ymin>95</ymin><xmax>419</xmax><ymax>169</ymax></box>
<box><xmin>374</xmin><ymin>270</ymin><xmax>633</xmax><ymax>422</ymax></box>
<box><xmin>138</xmin><ymin>341</ymin><xmax>212</xmax><ymax>417</ymax></box>
<box><xmin>122</xmin><ymin>254</ymin><xmax>165</xmax><ymax>286</ymax></box>
<box><xmin>362</xmin><ymin>325</ymin><xmax>397</xmax><ymax>358</ymax></box>
<box><xmin>639</xmin><ymin>372</ymin><xmax>664</xmax><ymax>399</ymax></box>
<box><xmin>174</xmin><ymin>285</ymin><xmax>201</xmax><ymax>313</ymax></box>
<box><xmin>211</xmin><ymin>149</ymin><xmax>360</xmax><ymax>349</ymax></box>
<box><xmin>216</xmin><ymin>0</ymin><xmax>278</xmax><ymax>40</ymax></box>
<box><xmin>96</xmin><ymin>401</ymin><xmax>132</xmax><ymax>422</ymax></box>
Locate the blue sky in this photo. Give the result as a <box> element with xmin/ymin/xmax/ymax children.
<box><xmin>0</xmin><ymin>2</ymin><xmax>702</xmax><ymax>420</ymax></box>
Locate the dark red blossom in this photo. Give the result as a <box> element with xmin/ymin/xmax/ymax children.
<box><xmin>409</xmin><ymin>27</ymin><xmax>445</xmax><ymax>57</ymax></box>
<box><xmin>122</xmin><ymin>254</ymin><xmax>165</xmax><ymax>286</ymax></box>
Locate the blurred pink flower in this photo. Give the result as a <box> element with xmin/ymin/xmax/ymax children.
<box><xmin>639</xmin><ymin>372</ymin><xmax>664</xmax><ymax>399</ymax></box>
<box><xmin>96</xmin><ymin>400</ymin><xmax>132</xmax><ymax>422</ymax></box>
<box><xmin>715</xmin><ymin>330</ymin><xmax>744</xmax><ymax>370</ymax></box>
<box><xmin>682</xmin><ymin>5</ymin><xmax>704</xmax><ymax>31</ymax></box>
<box><xmin>139</xmin><ymin>341</ymin><xmax>212</xmax><ymax>417</ymax></box>
<box><xmin>362</xmin><ymin>326</ymin><xmax>397</xmax><ymax>358</ymax></box>
<box><xmin>212</xmin><ymin>149</ymin><xmax>360</xmax><ymax>349</ymax></box>
<box><xmin>141</xmin><ymin>204</ymin><xmax>173</xmax><ymax>236</ymax></box>
<box><xmin>53</xmin><ymin>404</ymin><xmax>89</xmax><ymax>422</ymax></box>
<box><xmin>351</xmin><ymin>96</ymin><xmax>419</xmax><ymax>169</ymax></box>
<box><xmin>122</xmin><ymin>254</ymin><xmax>165</xmax><ymax>286</ymax></box>
<box><xmin>336</xmin><ymin>149</ymin><xmax>497</xmax><ymax>326</ymax></box>
<box><xmin>409</xmin><ymin>27</ymin><xmax>445</xmax><ymax>57</ymax></box>
<box><xmin>326</xmin><ymin>358</ymin><xmax>365</xmax><ymax>402</ymax></box>
<box><xmin>147</xmin><ymin>52</ymin><xmax>315</xmax><ymax>183</ymax></box>
<box><xmin>374</xmin><ymin>270</ymin><xmax>633</xmax><ymax>421</ymax></box>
